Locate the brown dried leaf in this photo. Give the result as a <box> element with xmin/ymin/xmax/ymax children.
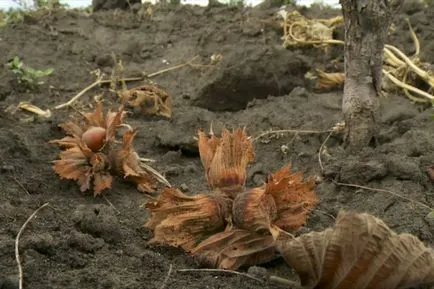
<box><xmin>145</xmin><ymin>188</ymin><xmax>232</xmax><ymax>251</ymax></box>
<box><xmin>277</xmin><ymin>210</ymin><xmax>434</xmax><ymax>289</ymax></box>
<box><xmin>197</xmin><ymin>128</ymin><xmax>255</xmax><ymax>198</ymax></box>
<box><xmin>192</xmin><ymin>228</ymin><xmax>278</xmax><ymax>270</ymax></box>
<box><xmin>121</xmin><ymin>84</ymin><xmax>172</xmax><ymax>119</ymax></box>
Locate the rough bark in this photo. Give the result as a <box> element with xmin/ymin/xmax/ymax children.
<box><xmin>340</xmin><ymin>0</ymin><xmax>404</xmax><ymax>151</ymax></box>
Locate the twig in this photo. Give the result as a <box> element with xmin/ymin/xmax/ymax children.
<box><xmin>15</xmin><ymin>202</ymin><xmax>50</xmax><ymax>289</ymax></box>
<box><xmin>383</xmin><ymin>70</ymin><xmax>433</xmax><ymax>101</ymax></box>
<box><xmin>333</xmin><ymin>181</ymin><xmax>433</xmax><ymax>211</ymax></box>
<box><xmin>140</xmin><ymin>162</ymin><xmax>171</xmax><ymax>188</ymax></box>
<box><xmin>406</xmin><ymin>18</ymin><xmax>420</xmax><ymax>59</ymax></box>
<box><xmin>159</xmin><ymin>264</ymin><xmax>173</xmax><ymax>289</ymax></box>
<box><xmin>54</xmin><ymin>77</ymin><xmax>141</xmax><ymax>109</ymax></box>
<box><xmin>318</xmin><ymin>131</ymin><xmax>333</xmax><ymax>173</ymax></box>
<box><xmin>139</xmin><ymin>157</ymin><xmax>156</xmax><ymax>163</ymax></box>
<box><xmin>102</xmin><ymin>195</ymin><xmax>121</xmax><ymax>215</ymax></box>
<box><xmin>11</xmin><ymin>175</ymin><xmax>31</xmax><ymax>196</ymax></box>
<box><xmin>385</xmin><ymin>44</ymin><xmax>434</xmax><ymax>87</ymax></box>
<box><xmin>269</xmin><ymin>275</ymin><xmax>301</xmax><ymax>288</ymax></box>
<box><xmin>313</xmin><ymin>209</ymin><xmax>336</xmax><ymax>221</ymax></box>
<box><xmin>177</xmin><ymin>268</ymin><xmax>264</xmax><ymax>283</ymax></box>
<box><xmin>54</xmin><ymin>56</ymin><xmax>205</xmax><ymax>110</ymax></box>
<box><xmin>253</xmin><ymin>129</ymin><xmax>332</xmax><ymax>142</ymax></box>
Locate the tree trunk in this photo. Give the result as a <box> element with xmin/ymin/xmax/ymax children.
<box><xmin>340</xmin><ymin>0</ymin><xmax>403</xmax><ymax>151</ymax></box>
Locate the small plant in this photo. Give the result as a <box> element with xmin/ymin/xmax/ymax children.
<box><xmin>0</xmin><ymin>8</ymin><xmax>25</xmax><ymax>27</ymax></box>
<box><xmin>7</xmin><ymin>56</ymin><xmax>54</xmax><ymax>89</ymax></box>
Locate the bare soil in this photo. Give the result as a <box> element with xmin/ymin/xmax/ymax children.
<box><xmin>0</xmin><ymin>3</ymin><xmax>433</xmax><ymax>289</ymax></box>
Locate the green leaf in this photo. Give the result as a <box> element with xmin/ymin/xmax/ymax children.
<box><xmin>427</xmin><ymin>211</ymin><xmax>434</xmax><ymax>219</ymax></box>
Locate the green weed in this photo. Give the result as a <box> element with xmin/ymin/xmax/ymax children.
<box><xmin>7</xmin><ymin>56</ymin><xmax>54</xmax><ymax>89</ymax></box>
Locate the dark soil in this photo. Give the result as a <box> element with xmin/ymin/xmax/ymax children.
<box><xmin>0</xmin><ymin>3</ymin><xmax>433</xmax><ymax>289</ymax></box>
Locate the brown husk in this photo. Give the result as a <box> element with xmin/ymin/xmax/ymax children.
<box><xmin>145</xmin><ymin>128</ymin><xmax>318</xmax><ymax>270</ymax></box>
<box><xmin>145</xmin><ymin>187</ymin><xmax>233</xmax><ymax>251</ymax></box>
<box><xmin>50</xmin><ymin>102</ymin><xmax>159</xmax><ymax>195</ymax></box>
<box><xmin>192</xmin><ymin>228</ymin><xmax>278</xmax><ymax>270</ymax></box>
<box><xmin>197</xmin><ymin>128</ymin><xmax>255</xmax><ymax>198</ymax></box>
<box><xmin>120</xmin><ymin>84</ymin><xmax>172</xmax><ymax>119</ymax></box>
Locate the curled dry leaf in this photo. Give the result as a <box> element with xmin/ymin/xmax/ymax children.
<box><xmin>145</xmin><ymin>187</ymin><xmax>233</xmax><ymax>251</ymax></box>
<box><xmin>198</xmin><ymin>128</ymin><xmax>255</xmax><ymax>198</ymax></box>
<box><xmin>50</xmin><ymin>102</ymin><xmax>160</xmax><ymax>196</ymax></box>
<box><xmin>277</xmin><ymin>210</ymin><xmax>434</xmax><ymax>289</ymax></box>
<box><xmin>233</xmin><ymin>165</ymin><xmax>318</xmax><ymax>240</ymax></box>
<box><xmin>192</xmin><ymin>228</ymin><xmax>278</xmax><ymax>270</ymax></box>
<box><xmin>120</xmin><ymin>84</ymin><xmax>172</xmax><ymax>119</ymax></box>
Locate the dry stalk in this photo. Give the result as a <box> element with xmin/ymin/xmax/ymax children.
<box><xmin>140</xmin><ymin>161</ymin><xmax>171</xmax><ymax>188</ymax></box>
<box><xmin>318</xmin><ymin>131</ymin><xmax>333</xmax><ymax>173</ymax></box>
<box><xmin>177</xmin><ymin>268</ymin><xmax>264</xmax><ymax>283</ymax></box>
<box><xmin>333</xmin><ymin>181</ymin><xmax>433</xmax><ymax>211</ymax></box>
<box><xmin>177</xmin><ymin>268</ymin><xmax>301</xmax><ymax>288</ymax></box>
<box><xmin>281</xmin><ymin>12</ymin><xmax>434</xmax><ymax>102</ymax></box>
<box><xmin>54</xmin><ymin>56</ymin><xmax>214</xmax><ymax>110</ymax></box>
<box><xmin>159</xmin><ymin>264</ymin><xmax>173</xmax><ymax>289</ymax></box>
<box><xmin>253</xmin><ymin>128</ymin><xmax>333</xmax><ymax>142</ymax></box>
<box><xmin>15</xmin><ymin>202</ymin><xmax>50</xmax><ymax>289</ymax></box>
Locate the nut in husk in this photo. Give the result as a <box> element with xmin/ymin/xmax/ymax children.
<box><xmin>145</xmin><ymin>187</ymin><xmax>233</xmax><ymax>251</ymax></box>
<box><xmin>197</xmin><ymin>128</ymin><xmax>255</xmax><ymax>198</ymax></box>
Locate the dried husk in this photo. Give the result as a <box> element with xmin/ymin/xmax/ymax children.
<box><xmin>197</xmin><ymin>128</ymin><xmax>255</xmax><ymax>198</ymax></box>
<box><xmin>120</xmin><ymin>84</ymin><xmax>172</xmax><ymax>119</ymax></box>
<box><xmin>145</xmin><ymin>187</ymin><xmax>233</xmax><ymax>251</ymax></box>
<box><xmin>51</xmin><ymin>143</ymin><xmax>113</xmax><ymax>194</ymax></box>
<box><xmin>277</xmin><ymin>210</ymin><xmax>434</xmax><ymax>289</ymax></box>
<box><xmin>110</xmin><ymin>129</ymin><xmax>157</xmax><ymax>193</ymax></box>
<box><xmin>233</xmin><ymin>165</ymin><xmax>318</xmax><ymax>240</ymax></box>
<box><xmin>232</xmin><ymin>188</ymin><xmax>281</xmax><ymax>239</ymax></box>
<box><xmin>51</xmin><ymin>102</ymin><xmax>159</xmax><ymax>195</ymax></box>
<box><xmin>266</xmin><ymin>165</ymin><xmax>318</xmax><ymax>232</ymax></box>
<box><xmin>192</xmin><ymin>228</ymin><xmax>278</xmax><ymax>270</ymax></box>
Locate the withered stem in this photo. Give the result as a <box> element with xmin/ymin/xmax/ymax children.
<box><xmin>54</xmin><ymin>55</ymin><xmax>205</xmax><ymax>110</ymax></box>
<box><xmin>269</xmin><ymin>275</ymin><xmax>301</xmax><ymax>288</ymax></box>
<box><xmin>333</xmin><ymin>181</ymin><xmax>433</xmax><ymax>211</ymax></box>
<box><xmin>177</xmin><ymin>268</ymin><xmax>264</xmax><ymax>283</ymax></box>
<box><xmin>159</xmin><ymin>264</ymin><xmax>173</xmax><ymax>289</ymax></box>
<box><xmin>16</xmin><ymin>202</ymin><xmax>50</xmax><ymax>289</ymax></box>
<box><xmin>253</xmin><ymin>129</ymin><xmax>333</xmax><ymax>142</ymax></box>
<box><xmin>318</xmin><ymin>131</ymin><xmax>333</xmax><ymax>173</ymax></box>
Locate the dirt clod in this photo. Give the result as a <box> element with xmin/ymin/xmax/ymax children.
<box><xmin>72</xmin><ymin>204</ymin><xmax>122</xmax><ymax>244</ymax></box>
